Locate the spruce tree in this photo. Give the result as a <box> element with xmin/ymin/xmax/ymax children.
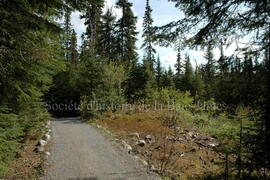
<box><xmin>193</xmin><ymin>64</ymin><xmax>205</xmax><ymax>102</ymax></box>
<box><xmin>142</xmin><ymin>58</ymin><xmax>157</xmax><ymax>99</ymax></box>
<box><xmin>63</xmin><ymin>9</ymin><xmax>72</xmax><ymax>61</ymax></box>
<box><xmin>156</xmin><ymin>55</ymin><xmax>162</xmax><ymax>90</ymax></box>
<box><xmin>70</xmin><ymin>29</ymin><xmax>78</xmax><ymax>65</ymax></box>
<box><xmin>115</xmin><ymin>0</ymin><xmax>138</xmax><ymax>64</ymax></box>
<box><xmin>81</xmin><ymin>0</ymin><xmax>105</xmax><ymax>55</ymax></box>
<box><xmin>183</xmin><ymin>54</ymin><xmax>194</xmax><ymax>92</ymax></box>
<box><xmin>202</xmin><ymin>44</ymin><xmax>216</xmax><ymax>99</ymax></box>
<box><xmin>161</xmin><ymin>67</ymin><xmax>175</xmax><ymax>89</ymax></box>
<box><xmin>141</xmin><ymin>0</ymin><xmax>156</xmax><ymax>70</ymax></box>
<box><xmin>98</xmin><ymin>8</ymin><xmax>117</xmax><ymax>60</ymax></box>
<box><xmin>174</xmin><ymin>47</ymin><xmax>183</xmax><ymax>90</ymax></box>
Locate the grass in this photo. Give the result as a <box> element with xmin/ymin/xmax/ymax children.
<box><xmin>94</xmin><ymin>109</ymin><xmax>234</xmax><ymax>179</ymax></box>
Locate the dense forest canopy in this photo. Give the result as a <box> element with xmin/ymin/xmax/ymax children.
<box><xmin>0</xmin><ymin>0</ymin><xmax>269</xmax><ymax>179</ymax></box>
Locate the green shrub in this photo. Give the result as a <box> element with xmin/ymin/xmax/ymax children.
<box><xmin>150</xmin><ymin>89</ymin><xmax>194</xmax><ymax>105</ymax></box>
<box><xmin>0</xmin><ymin>108</ymin><xmax>23</xmax><ymax>177</ymax></box>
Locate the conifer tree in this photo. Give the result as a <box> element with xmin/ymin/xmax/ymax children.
<box><xmin>193</xmin><ymin>64</ymin><xmax>205</xmax><ymax>101</ymax></box>
<box><xmin>98</xmin><ymin>8</ymin><xmax>117</xmax><ymax>60</ymax></box>
<box><xmin>141</xmin><ymin>0</ymin><xmax>156</xmax><ymax>70</ymax></box>
<box><xmin>142</xmin><ymin>59</ymin><xmax>157</xmax><ymax>99</ymax></box>
<box><xmin>156</xmin><ymin>55</ymin><xmax>162</xmax><ymax>90</ymax></box>
<box><xmin>183</xmin><ymin>54</ymin><xmax>194</xmax><ymax>92</ymax></box>
<box><xmin>174</xmin><ymin>47</ymin><xmax>183</xmax><ymax>90</ymax></box>
<box><xmin>70</xmin><ymin>29</ymin><xmax>78</xmax><ymax>65</ymax></box>
<box><xmin>218</xmin><ymin>40</ymin><xmax>229</xmax><ymax>74</ymax></box>
<box><xmin>202</xmin><ymin>44</ymin><xmax>216</xmax><ymax>99</ymax></box>
<box><xmin>63</xmin><ymin>9</ymin><xmax>72</xmax><ymax>61</ymax></box>
<box><xmin>115</xmin><ymin>0</ymin><xmax>138</xmax><ymax>63</ymax></box>
<box><xmin>161</xmin><ymin>67</ymin><xmax>175</xmax><ymax>89</ymax></box>
<box><xmin>81</xmin><ymin>0</ymin><xmax>105</xmax><ymax>55</ymax></box>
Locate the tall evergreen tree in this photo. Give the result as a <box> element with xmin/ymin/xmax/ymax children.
<box><xmin>115</xmin><ymin>0</ymin><xmax>138</xmax><ymax>63</ymax></box>
<box><xmin>174</xmin><ymin>47</ymin><xmax>183</xmax><ymax>90</ymax></box>
<box><xmin>182</xmin><ymin>54</ymin><xmax>194</xmax><ymax>93</ymax></box>
<box><xmin>142</xmin><ymin>58</ymin><xmax>157</xmax><ymax>99</ymax></box>
<box><xmin>63</xmin><ymin>9</ymin><xmax>72</xmax><ymax>61</ymax></box>
<box><xmin>218</xmin><ymin>40</ymin><xmax>229</xmax><ymax>74</ymax></box>
<box><xmin>193</xmin><ymin>64</ymin><xmax>205</xmax><ymax>102</ymax></box>
<box><xmin>141</xmin><ymin>0</ymin><xmax>156</xmax><ymax>70</ymax></box>
<box><xmin>81</xmin><ymin>0</ymin><xmax>105</xmax><ymax>55</ymax></box>
<box><xmin>161</xmin><ymin>67</ymin><xmax>175</xmax><ymax>89</ymax></box>
<box><xmin>202</xmin><ymin>44</ymin><xmax>216</xmax><ymax>99</ymax></box>
<box><xmin>70</xmin><ymin>29</ymin><xmax>78</xmax><ymax>65</ymax></box>
<box><xmin>156</xmin><ymin>55</ymin><xmax>162</xmax><ymax>90</ymax></box>
<box><xmin>98</xmin><ymin>8</ymin><xmax>117</xmax><ymax>60</ymax></box>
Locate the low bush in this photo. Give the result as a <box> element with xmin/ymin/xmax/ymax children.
<box><xmin>0</xmin><ymin>105</ymin><xmax>48</xmax><ymax>177</ymax></box>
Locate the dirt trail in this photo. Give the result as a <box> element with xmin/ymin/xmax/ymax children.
<box><xmin>42</xmin><ymin>118</ymin><xmax>159</xmax><ymax>180</ymax></box>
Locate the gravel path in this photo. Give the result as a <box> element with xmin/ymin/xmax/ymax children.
<box><xmin>42</xmin><ymin>118</ymin><xmax>159</xmax><ymax>180</ymax></box>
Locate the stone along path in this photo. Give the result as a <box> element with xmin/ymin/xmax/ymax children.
<box><xmin>42</xmin><ymin>118</ymin><xmax>159</xmax><ymax>180</ymax></box>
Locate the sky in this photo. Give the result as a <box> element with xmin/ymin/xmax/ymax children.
<box><xmin>70</xmin><ymin>0</ymin><xmax>242</xmax><ymax>69</ymax></box>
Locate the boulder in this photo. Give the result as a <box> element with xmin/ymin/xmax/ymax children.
<box><xmin>38</xmin><ymin>139</ymin><xmax>47</xmax><ymax>146</ymax></box>
<box><xmin>45</xmin><ymin>134</ymin><xmax>51</xmax><ymax>141</ymax></box>
<box><xmin>121</xmin><ymin>140</ymin><xmax>132</xmax><ymax>152</ymax></box>
<box><xmin>129</xmin><ymin>132</ymin><xmax>140</xmax><ymax>139</ymax></box>
<box><xmin>150</xmin><ymin>165</ymin><xmax>158</xmax><ymax>172</ymax></box>
<box><xmin>34</xmin><ymin>146</ymin><xmax>45</xmax><ymax>152</ymax></box>
<box><xmin>209</xmin><ymin>143</ymin><xmax>218</xmax><ymax>147</ymax></box>
<box><xmin>140</xmin><ymin>159</ymin><xmax>148</xmax><ymax>166</ymax></box>
<box><xmin>45</xmin><ymin>151</ymin><xmax>51</xmax><ymax>156</ymax></box>
<box><xmin>145</xmin><ymin>135</ymin><xmax>153</xmax><ymax>143</ymax></box>
<box><xmin>138</xmin><ymin>140</ymin><xmax>146</xmax><ymax>147</ymax></box>
<box><xmin>130</xmin><ymin>148</ymin><xmax>140</xmax><ymax>155</ymax></box>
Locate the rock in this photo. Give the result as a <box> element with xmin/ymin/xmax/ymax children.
<box><xmin>47</xmin><ymin>129</ymin><xmax>52</xmax><ymax>133</ymax></box>
<box><xmin>34</xmin><ymin>146</ymin><xmax>45</xmax><ymax>152</ymax></box>
<box><xmin>209</xmin><ymin>143</ymin><xmax>217</xmax><ymax>147</ymax></box>
<box><xmin>140</xmin><ymin>159</ymin><xmax>148</xmax><ymax>166</ymax></box>
<box><xmin>38</xmin><ymin>139</ymin><xmax>47</xmax><ymax>146</ymax></box>
<box><xmin>150</xmin><ymin>165</ymin><xmax>157</xmax><ymax>172</ymax></box>
<box><xmin>44</xmin><ymin>151</ymin><xmax>50</xmax><ymax>160</ymax></box>
<box><xmin>121</xmin><ymin>140</ymin><xmax>132</xmax><ymax>152</ymax></box>
<box><xmin>145</xmin><ymin>135</ymin><xmax>153</xmax><ymax>143</ymax></box>
<box><xmin>145</xmin><ymin>134</ymin><xmax>152</xmax><ymax>140</ymax></box>
<box><xmin>129</xmin><ymin>132</ymin><xmax>140</xmax><ymax>139</ymax></box>
<box><xmin>137</xmin><ymin>140</ymin><xmax>146</xmax><ymax>147</ymax></box>
<box><xmin>180</xmin><ymin>152</ymin><xmax>185</xmax><ymax>157</ymax></box>
<box><xmin>175</xmin><ymin>126</ymin><xmax>181</xmax><ymax>130</ymax></box>
<box><xmin>188</xmin><ymin>132</ymin><xmax>197</xmax><ymax>138</ymax></box>
<box><xmin>45</xmin><ymin>134</ymin><xmax>51</xmax><ymax>141</ymax></box>
<box><xmin>130</xmin><ymin>148</ymin><xmax>140</xmax><ymax>155</ymax></box>
<box><xmin>96</xmin><ymin>125</ymin><xmax>101</xmax><ymax>129</ymax></box>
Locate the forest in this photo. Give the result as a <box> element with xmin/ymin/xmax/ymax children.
<box><xmin>0</xmin><ymin>0</ymin><xmax>269</xmax><ymax>179</ymax></box>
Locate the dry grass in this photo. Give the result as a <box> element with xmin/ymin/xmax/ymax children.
<box><xmin>97</xmin><ymin>110</ymin><xmax>224</xmax><ymax>179</ymax></box>
<box><xmin>5</xmin><ymin>140</ymin><xmax>43</xmax><ymax>180</ymax></box>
